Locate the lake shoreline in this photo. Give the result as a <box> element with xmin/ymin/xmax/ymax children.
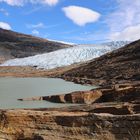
<box><xmin>0</xmin><ymin>76</ymin><xmax>139</xmax><ymax>139</ymax></box>
<box><xmin>0</xmin><ymin>77</ymin><xmax>94</xmax><ymax>109</ymax></box>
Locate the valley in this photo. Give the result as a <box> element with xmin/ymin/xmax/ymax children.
<box><xmin>0</xmin><ymin>29</ymin><xmax>139</xmax><ymax>140</ymax></box>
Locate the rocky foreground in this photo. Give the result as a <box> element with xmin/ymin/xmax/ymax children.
<box><xmin>0</xmin><ymin>107</ymin><xmax>140</xmax><ymax>140</ymax></box>
<box><xmin>0</xmin><ymin>40</ymin><xmax>140</xmax><ymax>139</ymax></box>
<box><xmin>0</xmin><ymin>82</ymin><xmax>139</xmax><ymax>140</ymax></box>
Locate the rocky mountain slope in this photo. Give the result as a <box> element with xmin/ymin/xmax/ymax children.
<box><xmin>60</xmin><ymin>39</ymin><xmax>140</xmax><ymax>86</ymax></box>
<box><xmin>1</xmin><ymin>41</ymin><xmax>129</xmax><ymax>69</ymax></box>
<box><xmin>0</xmin><ymin>28</ymin><xmax>72</xmax><ymax>63</ymax></box>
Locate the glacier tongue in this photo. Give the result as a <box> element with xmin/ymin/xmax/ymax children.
<box><xmin>1</xmin><ymin>42</ymin><xmax>129</xmax><ymax>70</ymax></box>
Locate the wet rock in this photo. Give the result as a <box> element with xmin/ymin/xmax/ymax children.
<box><xmin>19</xmin><ymin>90</ymin><xmax>102</xmax><ymax>104</ymax></box>
<box><xmin>18</xmin><ymin>97</ymin><xmax>43</xmax><ymax>101</ymax></box>
<box><xmin>21</xmin><ymin>83</ymin><xmax>140</xmax><ymax>105</ymax></box>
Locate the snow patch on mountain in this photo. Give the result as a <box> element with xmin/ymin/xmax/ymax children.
<box><xmin>48</xmin><ymin>39</ymin><xmax>75</xmax><ymax>45</ymax></box>
<box><xmin>1</xmin><ymin>41</ymin><xmax>129</xmax><ymax>70</ymax></box>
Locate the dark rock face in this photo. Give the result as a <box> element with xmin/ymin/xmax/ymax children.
<box><xmin>0</xmin><ymin>28</ymin><xmax>72</xmax><ymax>63</ymax></box>
<box><xmin>61</xmin><ymin>40</ymin><xmax>140</xmax><ymax>86</ymax></box>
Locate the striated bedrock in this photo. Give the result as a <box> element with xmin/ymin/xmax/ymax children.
<box><xmin>19</xmin><ymin>83</ymin><xmax>140</xmax><ymax>104</ymax></box>
<box><xmin>0</xmin><ymin>107</ymin><xmax>140</xmax><ymax>140</ymax></box>
<box><xmin>60</xmin><ymin>39</ymin><xmax>140</xmax><ymax>86</ymax></box>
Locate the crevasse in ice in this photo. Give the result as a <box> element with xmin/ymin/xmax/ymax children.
<box><xmin>1</xmin><ymin>41</ymin><xmax>129</xmax><ymax>69</ymax></box>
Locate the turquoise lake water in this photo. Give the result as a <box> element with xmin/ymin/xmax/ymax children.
<box><xmin>0</xmin><ymin>78</ymin><xmax>95</xmax><ymax>109</ymax></box>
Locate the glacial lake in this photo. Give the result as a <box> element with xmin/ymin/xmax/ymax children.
<box><xmin>0</xmin><ymin>78</ymin><xmax>95</xmax><ymax>109</ymax></box>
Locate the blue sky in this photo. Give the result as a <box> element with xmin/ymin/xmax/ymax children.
<box><xmin>0</xmin><ymin>0</ymin><xmax>140</xmax><ymax>44</ymax></box>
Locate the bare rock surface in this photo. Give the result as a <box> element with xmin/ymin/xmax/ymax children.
<box><xmin>0</xmin><ymin>107</ymin><xmax>140</xmax><ymax>140</ymax></box>
<box><xmin>13</xmin><ymin>82</ymin><xmax>140</xmax><ymax>140</ymax></box>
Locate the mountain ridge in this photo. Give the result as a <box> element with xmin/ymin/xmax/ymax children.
<box><xmin>60</xmin><ymin>39</ymin><xmax>140</xmax><ymax>86</ymax></box>
<box><xmin>0</xmin><ymin>28</ymin><xmax>72</xmax><ymax>63</ymax></box>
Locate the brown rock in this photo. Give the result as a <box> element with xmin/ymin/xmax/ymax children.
<box><xmin>20</xmin><ymin>90</ymin><xmax>102</xmax><ymax>104</ymax></box>
<box><xmin>60</xmin><ymin>40</ymin><xmax>140</xmax><ymax>86</ymax></box>
<box><xmin>0</xmin><ymin>107</ymin><xmax>140</xmax><ymax>140</ymax></box>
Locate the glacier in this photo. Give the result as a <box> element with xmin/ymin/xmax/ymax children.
<box><xmin>1</xmin><ymin>41</ymin><xmax>129</xmax><ymax>70</ymax></box>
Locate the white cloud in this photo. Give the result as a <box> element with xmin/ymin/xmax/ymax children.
<box><xmin>42</xmin><ymin>0</ymin><xmax>58</xmax><ymax>6</ymax></box>
<box><xmin>0</xmin><ymin>0</ymin><xmax>58</xmax><ymax>6</ymax></box>
<box><xmin>62</xmin><ymin>6</ymin><xmax>100</xmax><ymax>26</ymax></box>
<box><xmin>105</xmin><ymin>0</ymin><xmax>140</xmax><ymax>41</ymax></box>
<box><xmin>0</xmin><ymin>22</ymin><xmax>11</xmax><ymax>30</ymax></box>
<box><xmin>109</xmin><ymin>24</ymin><xmax>140</xmax><ymax>41</ymax></box>
<box><xmin>0</xmin><ymin>8</ymin><xmax>9</xmax><ymax>16</ymax></box>
<box><xmin>106</xmin><ymin>0</ymin><xmax>140</xmax><ymax>32</ymax></box>
<box><xmin>32</xmin><ymin>29</ymin><xmax>39</xmax><ymax>36</ymax></box>
<box><xmin>0</xmin><ymin>0</ymin><xmax>24</xmax><ymax>6</ymax></box>
<box><xmin>26</xmin><ymin>23</ymin><xmax>60</xmax><ymax>30</ymax></box>
<box><xmin>27</xmin><ymin>22</ymin><xmax>45</xmax><ymax>29</ymax></box>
